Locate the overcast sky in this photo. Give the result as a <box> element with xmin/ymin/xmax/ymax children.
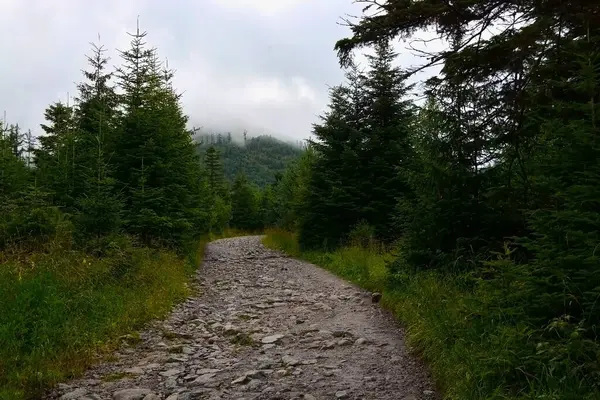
<box><xmin>0</xmin><ymin>0</ymin><xmax>439</xmax><ymax>141</ymax></box>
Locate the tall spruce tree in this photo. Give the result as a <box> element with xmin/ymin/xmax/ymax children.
<box><xmin>0</xmin><ymin>122</ymin><xmax>29</xmax><ymax>197</ymax></box>
<box><xmin>298</xmin><ymin>82</ymin><xmax>364</xmax><ymax>250</ymax></box>
<box><xmin>35</xmin><ymin>101</ymin><xmax>77</xmax><ymax>208</ymax></box>
<box><xmin>361</xmin><ymin>39</ymin><xmax>415</xmax><ymax>241</ymax></box>
<box><xmin>204</xmin><ymin>146</ymin><xmax>226</xmax><ymax>197</ymax></box>
<box><xmin>230</xmin><ymin>173</ymin><xmax>260</xmax><ymax>231</ymax></box>
<box><xmin>113</xmin><ymin>22</ymin><xmax>206</xmax><ymax>246</ymax></box>
<box><xmin>72</xmin><ymin>40</ymin><xmax>122</xmax><ymax>242</ymax></box>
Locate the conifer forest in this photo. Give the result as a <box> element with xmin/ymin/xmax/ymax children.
<box><xmin>2</xmin><ymin>1</ymin><xmax>600</xmax><ymax>399</ymax></box>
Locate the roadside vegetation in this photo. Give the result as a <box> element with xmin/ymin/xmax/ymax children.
<box><xmin>260</xmin><ymin>3</ymin><xmax>600</xmax><ymax>397</ymax></box>
<box><xmin>0</xmin><ymin>20</ymin><xmax>280</xmax><ymax>399</ymax></box>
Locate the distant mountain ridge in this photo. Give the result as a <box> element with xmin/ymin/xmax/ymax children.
<box><xmin>196</xmin><ymin>134</ymin><xmax>304</xmax><ymax>187</ymax></box>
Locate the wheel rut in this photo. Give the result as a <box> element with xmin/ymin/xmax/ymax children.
<box><xmin>48</xmin><ymin>236</ymin><xmax>437</xmax><ymax>400</ymax></box>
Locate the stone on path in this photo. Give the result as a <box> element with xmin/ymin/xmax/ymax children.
<box><xmin>60</xmin><ymin>388</ymin><xmax>87</xmax><ymax>400</ymax></box>
<box><xmin>261</xmin><ymin>334</ymin><xmax>284</xmax><ymax>344</ymax></box>
<box><xmin>190</xmin><ymin>373</ymin><xmax>217</xmax><ymax>386</ymax></box>
<box><xmin>113</xmin><ymin>388</ymin><xmax>152</xmax><ymax>400</ymax></box>
<box><xmin>371</xmin><ymin>292</ymin><xmax>382</xmax><ymax>303</ymax></box>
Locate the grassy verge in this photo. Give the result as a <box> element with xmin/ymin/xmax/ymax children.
<box><xmin>263</xmin><ymin>229</ymin><xmax>598</xmax><ymax>400</ymax></box>
<box><xmin>0</xmin><ymin>229</ymin><xmax>249</xmax><ymax>400</ymax></box>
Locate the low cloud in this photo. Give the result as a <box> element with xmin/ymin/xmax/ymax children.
<box><xmin>0</xmin><ymin>1</ymin><xmax>438</xmax><ymax>141</ymax></box>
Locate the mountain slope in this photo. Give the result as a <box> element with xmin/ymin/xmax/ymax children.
<box><xmin>197</xmin><ymin>135</ymin><xmax>303</xmax><ymax>187</ymax></box>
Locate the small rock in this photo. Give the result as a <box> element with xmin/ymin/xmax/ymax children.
<box><xmin>261</xmin><ymin>334</ymin><xmax>284</xmax><ymax>344</ymax></box>
<box><xmin>232</xmin><ymin>375</ymin><xmax>249</xmax><ymax>384</ymax></box>
<box><xmin>245</xmin><ymin>370</ymin><xmax>264</xmax><ymax>379</ymax></box>
<box><xmin>113</xmin><ymin>388</ymin><xmax>152</xmax><ymax>400</ymax></box>
<box><xmin>165</xmin><ymin>376</ymin><xmax>178</xmax><ymax>389</ymax></box>
<box><xmin>190</xmin><ymin>373</ymin><xmax>216</xmax><ymax>386</ymax></box>
<box><xmin>160</xmin><ymin>369</ymin><xmax>182</xmax><ymax>377</ymax></box>
<box><xmin>424</xmin><ymin>390</ymin><xmax>435</xmax><ymax>396</ymax></box>
<box><xmin>143</xmin><ymin>395</ymin><xmax>161</xmax><ymax>400</ymax></box>
<box><xmin>166</xmin><ymin>395</ymin><xmax>178</xmax><ymax>400</ymax></box>
<box><xmin>125</xmin><ymin>367</ymin><xmax>145</xmax><ymax>375</ymax></box>
<box><xmin>58</xmin><ymin>383</ymin><xmax>73</xmax><ymax>392</ymax></box>
<box><xmin>371</xmin><ymin>292</ymin><xmax>382</xmax><ymax>303</ymax></box>
<box><xmin>332</xmin><ymin>330</ymin><xmax>350</xmax><ymax>338</ymax></box>
<box><xmin>337</xmin><ymin>339</ymin><xmax>351</xmax><ymax>346</ymax></box>
<box><xmin>354</xmin><ymin>338</ymin><xmax>368</xmax><ymax>345</ymax></box>
<box><xmin>322</xmin><ymin>340</ymin><xmax>336</xmax><ymax>349</ymax></box>
<box><xmin>303</xmin><ymin>395</ymin><xmax>316</xmax><ymax>400</ymax></box>
<box><xmin>282</xmin><ymin>355</ymin><xmax>300</xmax><ymax>366</ymax></box>
<box><xmin>167</xmin><ymin>355</ymin><xmax>187</xmax><ymax>363</ymax></box>
<box><xmin>61</xmin><ymin>388</ymin><xmax>87</xmax><ymax>400</ymax></box>
<box><xmin>335</xmin><ymin>391</ymin><xmax>349</xmax><ymax>399</ymax></box>
<box><xmin>246</xmin><ymin>379</ymin><xmax>263</xmax><ymax>390</ymax></box>
<box><xmin>258</xmin><ymin>359</ymin><xmax>275</xmax><ymax>369</ymax></box>
<box><xmin>196</xmin><ymin>368</ymin><xmax>220</xmax><ymax>375</ymax></box>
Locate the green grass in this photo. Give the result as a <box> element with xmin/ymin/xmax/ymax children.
<box><xmin>263</xmin><ymin>229</ymin><xmax>600</xmax><ymax>400</ymax></box>
<box><xmin>263</xmin><ymin>229</ymin><xmax>391</xmax><ymax>291</ymax></box>
<box><xmin>0</xmin><ymin>229</ymin><xmax>250</xmax><ymax>400</ymax></box>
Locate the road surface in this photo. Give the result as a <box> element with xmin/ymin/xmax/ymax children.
<box><xmin>49</xmin><ymin>236</ymin><xmax>436</xmax><ymax>400</ymax></box>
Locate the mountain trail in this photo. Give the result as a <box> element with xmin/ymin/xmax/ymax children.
<box><xmin>47</xmin><ymin>236</ymin><xmax>437</xmax><ymax>400</ymax></box>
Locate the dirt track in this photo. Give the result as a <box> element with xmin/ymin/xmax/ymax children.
<box><xmin>48</xmin><ymin>236</ymin><xmax>437</xmax><ymax>400</ymax></box>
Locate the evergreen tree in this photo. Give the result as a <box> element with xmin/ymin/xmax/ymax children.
<box><xmin>0</xmin><ymin>123</ymin><xmax>29</xmax><ymax>197</ymax></box>
<box><xmin>258</xmin><ymin>185</ymin><xmax>277</xmax><ymax>228</ymax></box>
<box><xmin>485</xmin><ymin>29</ymin><xmax>600</xmax><ymax>388</ymax></box>
<box><xmin>204</xmin><ymin>146</ymin><xmax>226</xmax><ymax>197</ymax></box>
<box><xmin>273</xmin><ymin>147</ymin><xmax>315</xmax><ymax>230</ymax></box>
<box><xmin>298</xmin><ymin>83</ymin><xmax>364</xmax><ymax>249</ymax></box>
<box><xmin>112</xmin><ymin>22</ymin><xmax>206</xmax><ymax>246</ymax></box>
<box><xmin>35</xmin><ymin>101</ymin><xmax>77</xmax><ymax>208</ymax></box>
<box><xmin>230</xmin><ymin>173</ymin><xmax>260</xmax><ymax>231</ymax></box>
<box><xmin>202</xmin><ymin>145</ymin><xmax>230</xmax><ymax>234</ymax></box>
<box><xmin>72</xmin><ymin>40</ymin><xmax>123</xmax><ymax>243</ymax></box>
<box><xmin>360</xmin><ymin>39</ymin><xmax>415</xmax><ymax>241</ymax></box>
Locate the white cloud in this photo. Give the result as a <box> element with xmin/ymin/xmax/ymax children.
<box><xmin>212</xmin><ymin>0</ymin><xmax>307</xmax><ymax>16</ymax></box>
<box><xmin>0</xmin><ymin>0</ymin><xmax>440</xmax><ymax>142</ymax></box>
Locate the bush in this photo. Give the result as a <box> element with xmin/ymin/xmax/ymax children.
<box><xmin>0</xmin><ymin>189</ymin><xmax>71</xmax><ymax>251</ymax></box>
<box><xmin>347</xmin><ymin>220</ymin><xmax>375</xmax><ymax>248</ymax></box>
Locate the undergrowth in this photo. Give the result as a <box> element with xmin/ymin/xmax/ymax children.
<box><xmin>263</xmin><ymin>229</ymin><xmax>600</xmax><ymax>400</ymax></box>
<box><xmin>0</xmin><ymin>228</ymin><xmax>248</xmax><ymax>400</ymax></box>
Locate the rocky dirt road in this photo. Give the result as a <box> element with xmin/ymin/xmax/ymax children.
<box><xmin>49</xmin><ymin>236</ymin><xmax>437</xmax><ymax>400</ymax></box>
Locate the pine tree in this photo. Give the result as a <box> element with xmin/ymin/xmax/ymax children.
<box><xmin>360</xmin><ymin>39</ymin><xmax>415</xmax><ymax>241</ymax></box>
<box><xmin>113</xmin><ymin>21</ymin><xmax>206</xmax><ymax>246</ymax></box>
<box><xmin>35</xmin><ymin>101</ymin><xmax>77</xmax><ymax>207</ymax></box>
<box><xmin>204</xmin><ymin>146</ymin><xmax>226</xmax><ymax>197</ymax></box>
<box><xmin>298</xmin><ymin>82</ymin><xmax>364</xmax><ymax>250</ymax></box>
<box><xmin>0</xmin><ymin>122</ymin><xmax>29</xmax><ymax>197</ymax></box>
<box><xmin>72</xmin><ymin>40</ymin><xmax>123</xmax><ymax>243</ymax></box>
<box><xmin>230</xmin><ymin>173</ymin><xmax>259</xmax><ymax>231</ymax></box>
